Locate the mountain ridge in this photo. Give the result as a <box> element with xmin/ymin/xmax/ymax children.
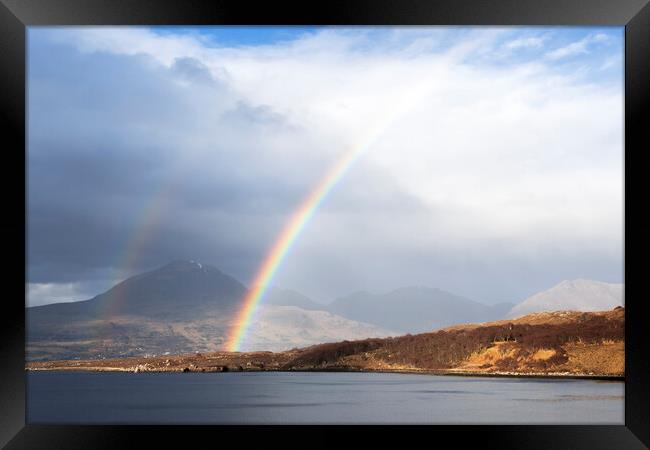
<box><xmin>327</xmin><ymin>285</ymin><xmax>513</xmax><ymax>333</ymax></box>
<box><xmin>507</xmin><ymin>279</ymin><xmax>623</xmax><ymax>318</ymax></box>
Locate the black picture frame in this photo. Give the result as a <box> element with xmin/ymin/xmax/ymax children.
<box><xmin>1</xmin><ymin>0</ymin><xmax>647</xmax><ymax>448</ymax></box>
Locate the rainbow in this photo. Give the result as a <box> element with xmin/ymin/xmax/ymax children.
<box><xmin>101</xmin><ymin>180</ymin><xmax>179</xmax><ymax>322</ymax></box>
<box><xmin>224</xmin><ymin>80</ymin><xmax>432</xmax><ymax>352</ymax></box>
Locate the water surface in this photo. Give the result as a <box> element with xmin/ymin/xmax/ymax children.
<box><xmin>27</xmin><ymin>371</ymin><xmax>624</xmax><ymax>424</ymax></box>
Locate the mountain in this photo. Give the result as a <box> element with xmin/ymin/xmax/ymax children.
<box><xmin>26</xmin><ymin>260</ymin><xmax>393</xmax><ymax>361</ymax></box>
<box><xmin>507</xmin><ymin>279</ymin><xmax>624</xmax><ymax>318</ymax></box>
<box><xmin>29</xmin><ymin>260</ymin><xmax>244</xmax><ymax>319</ymax></box>
<box><xmin>263</xmin><ymin>287</ymin><xmax>325</xmax><ymax>311</ymax></box>
<box><xmin>93</xmin><ymin>259</ymin><xmax>246</xmax><ymax>316</ymax></box>
<box><xmin>327</xmin><ymin>286</ymin><xmax>513</xmax><ymax>333</ymax></box>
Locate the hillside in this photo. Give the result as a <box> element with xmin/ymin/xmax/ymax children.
<box><xmin>507</xmin><ymin>279</ymin><xmax>623</xmax><ymax>318</ymax></box>
<box><xmin>245</xmin><ymin>306</ymin><xmax>395</xmax><ymax>351</ymax></box>
<box><xmin>28</xmin><ymin>308</ymin><xmax>624</xmax><ymax>378</ymax></box>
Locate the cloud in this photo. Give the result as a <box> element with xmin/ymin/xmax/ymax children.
<box><xmin>600</xmin><ymin>54</ymin><xmax>622</xmax><ymax>71</ymax></box>
<box><xmin>222</xmin><ymin>101</ymin><xmax>293</xmax><ymax>128</ymax></box>
<box><xmin>27</xmin><ymin>27</ymin><xmax>623</xmax><ymax>305</ymax></box>
<box><xmin>27</xmin><ymin>280</ymin><xmax>113</xmax><ymax>307</ymax></box>
<box><xmin>545</xmin><ymin>33</ymin><xmax>611</xmax><ymax>60</ymax></box>
<box><xmin>170</xmin><ymin>56</ymin><xmax>218</xmax><ymax>86</ymax></box>
<box><xmin>504</xmin><ymin>36</ymin><xmax>546</xmax><ymax>50</ymax></box>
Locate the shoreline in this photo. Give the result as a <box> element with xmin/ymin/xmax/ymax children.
<box><xmin>25</xmin><ymin>366</ymin><xmax>624</xmax><ymax>381</ymax></box>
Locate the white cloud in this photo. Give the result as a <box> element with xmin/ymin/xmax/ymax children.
<box><xmin>545</xmin><ymin>32</ymin><xmax>611</xmax><ymax>60</ymax></box>
<box><xmin>600</xmin><ymin>54</ymin><xmax>623</xmax><ymax>70</ymax></box>
<box><xmin>504</xmin><ymin>35</ymin><xmax>546</xmax><ymax>50</ymax></box>
<box><xmin>27</xmin><ymin>282</ymin><xmax>90</xmax><ymax>307</ymax></box>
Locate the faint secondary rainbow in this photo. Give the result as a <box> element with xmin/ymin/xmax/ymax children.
<box><xmin>100</xmin><ymin>180</ymin><xmax>179</xmax><ymax>323</ymax></box>
<box><xmin>224</xmin><ymin>81</ymin><xmax>431</xmax><ymax>352</ymax></box>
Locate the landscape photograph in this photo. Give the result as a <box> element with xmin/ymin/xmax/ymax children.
<box><xmin>26</xmin><ymin>25</ymin><xmax>624</xmax><ymax>424</ymax></box>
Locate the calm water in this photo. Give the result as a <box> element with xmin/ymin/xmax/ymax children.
<box><xmin>27</xmin><ymin>371</ymin><xmax>624</xmax><ymax>424</ymax></box>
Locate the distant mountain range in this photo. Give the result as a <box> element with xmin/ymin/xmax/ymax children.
<box><xmin>264</xmin><ymin>287</ymin><xmax>324</xmax><ymax>311</ymax></box>
<box><xmin>327</xmin><ymin>287</ymin><xmax>513</xmax><ymax>333</ymax></box>
<box><xmin>26</xmin><ymin>260</ymin><xmax>623</xmax><ymax>361</ymax></box>
<box><xmin>507</xmin><ymin>279</ymin><xmax>624</xmax><ymax>318</ymax></box>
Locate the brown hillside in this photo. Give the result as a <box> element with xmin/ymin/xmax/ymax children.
<box><xmin>285</xmin><ymin>308</ymin><xmax>624</xmax><ymax>375</ymax></box>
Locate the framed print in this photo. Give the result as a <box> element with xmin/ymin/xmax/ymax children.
<box><xmin>1</xmin><ymin>0</ymin><xmax>648</xmax><ymax>448</ymax></box>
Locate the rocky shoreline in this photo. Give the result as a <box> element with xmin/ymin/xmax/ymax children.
<box><xmin>25</xmin><ymin>364</ymin><xmax>624</xmax><ymax>381</ymax></box>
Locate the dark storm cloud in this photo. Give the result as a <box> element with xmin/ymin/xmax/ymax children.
<box><xmin>27</xmin><ymin>34</ymin><xmax>309</xmax><ymax>289</ymax></box>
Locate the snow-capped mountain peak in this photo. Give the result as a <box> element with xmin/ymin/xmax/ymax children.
<box><xmin>507</xmin><ymin>279</ymin><xmax>623</xmax><ymax>318</ymax></box>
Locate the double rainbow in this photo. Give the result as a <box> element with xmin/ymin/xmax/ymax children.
<box><xmin>224</xmin><ymin>80</ymin><xmax>432</xmax><ymax>352</ymax></box>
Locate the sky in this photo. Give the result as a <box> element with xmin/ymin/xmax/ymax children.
<box><xmin>26</xmin><ymin>26</ymin><xmax>624</xmax><ymax>307</ymax></box>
